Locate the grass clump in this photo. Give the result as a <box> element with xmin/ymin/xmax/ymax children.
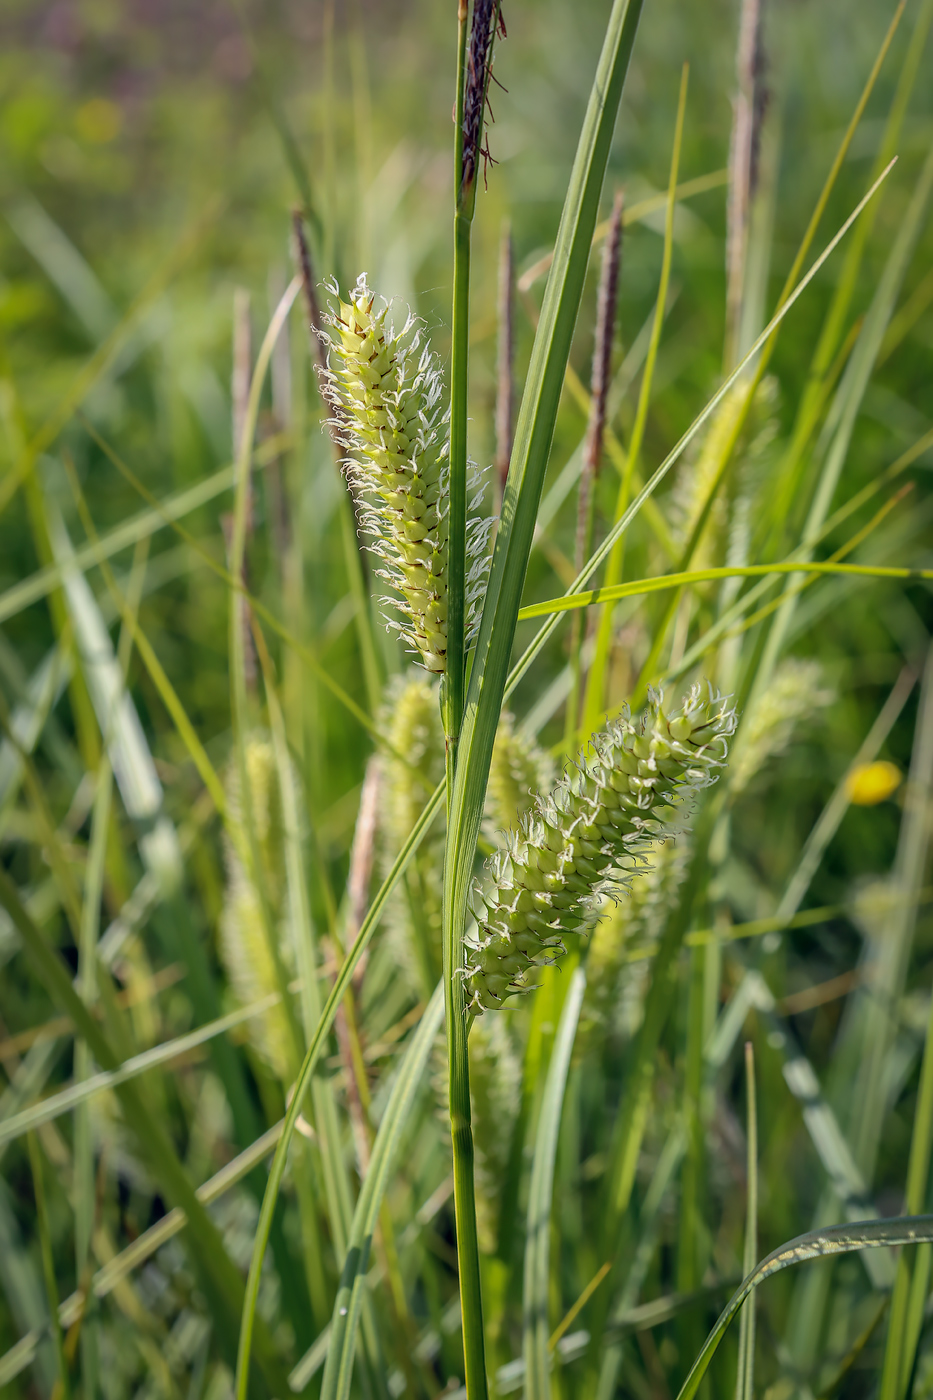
<box><xmin>0</xmin><ymin>2</ymin><xmax>932</xmax><ymax>1400</ymax></box>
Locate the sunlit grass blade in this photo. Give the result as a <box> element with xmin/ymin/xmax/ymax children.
<box><xmin>0</xmin><ymin>449</ymin><xmax>270</xmax><ymax>626</ymax></box>
<box><xmin>516</xmin><ymin>559</ymin><xmax>933</xmax><ymax>622</ymax></box>
<box><xmin>523</xmin><ymin>967</ymin><xmax>585</xmax><ymax>1400</ymax></box>
<box><xmin>321</xmin><ymin>982</ymin><xmax>444</xmax><ymax>1400</ymax></box>
<box><xmin>675</xmin><ymin>1216</ymin><xmax>933</xmax><ymax>1400</ymax></box>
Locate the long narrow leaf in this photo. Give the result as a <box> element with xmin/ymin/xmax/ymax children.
<box><xmin>675</xmin><ymin>1217</ymin><xmax>933</xmax><ymax>1400</ymax></box>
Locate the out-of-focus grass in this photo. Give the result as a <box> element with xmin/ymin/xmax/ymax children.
<box><xmin>0</xmin><ymin>1</ymin><xmax>931</xmax><ymax>1398</ymax></box>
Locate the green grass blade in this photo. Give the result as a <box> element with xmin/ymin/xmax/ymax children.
<box><xmin>516</xmin><ymin>560</ymin><xmax>933</xmax><ymax>621</ymax></box>
<box><xmin>47</xmin><ymin>505</ymin><xmax>182</xmax><ymax>891</ymax></box>
<box><xmin>78</xmin><ymin>416</ymin><xmax>382</xmax><ymax>742</ymax></box>
<box><xmin>74</xmin><ymin>750</ymin><xmax>112</xmax><ymax>1400</ymax></box>
<box><xmin>321</xmin><ymin>981</ymin><xmax>445</xmax><ymax>1400</ymax></box>
<box><xmin>0</xmin><ymin>993</ymin><xmax>283</xmax><ymax>1147</ymax></box>
<box><xmin>523</xmin><ymin>966</ymin><xmax>586</xmax><ymax>1400</ymax></box>
<box><xmin>595</xmin><ymin>1122</ymin><xmax>687</xmax><ymax>1400</ymax></box>
<box><xmin>0</xmin><ymin>1123</ymin><xmax>287</xmax><ymax>1391</ymax></box>
<box><xmin>6</xmin><ymin>193</ymin><xmax>117</xmax><ymax>342</ymax></box>
<box><xmin>776</xmin><ymin>664</ymin><xmax>917</xmax><ymax>921</ymax></box>
<box><xmin>880</xmin><ymin>952</ymin><xmax>933</xmax><ymax>1398</ymax></box>
<box><xmin>850</xmin><ymin>644</ymin><xmax>933</xmax><ymax>1184</ymax></box>
<box><xmin>26</xmin><ymin>1133</ymin><xmax>71</xmax><ymax>1400</ymax></box>
<box><xmin>675</xmin><ymin>1217</ymin><xmax>933</xmax><ymax>1400</ymax></box>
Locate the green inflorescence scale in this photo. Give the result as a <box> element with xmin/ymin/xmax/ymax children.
<box><xmin>320</xmin><ymin>274</ymin><xmax>489</xmax><ymax>674</ymax></box>
<box><xmin>465</xmin><ymin>683</ymin><xmax>737</xmax><ymax>1015</ymax></box>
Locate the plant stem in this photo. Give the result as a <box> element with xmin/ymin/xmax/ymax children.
<box><xmin>447</xmin><ymin>202</ymin><xmax>469</xmax><ymax>752</ymax></box>
<box><xmin>444</xmin><ymin>4</ymin><xmax>501</xmax><ymax>1393</ymax></box>
<box><xmin>445</xmin><ymin>740</ymin><xmax>488</xmax><ymax>1400</ymax></box>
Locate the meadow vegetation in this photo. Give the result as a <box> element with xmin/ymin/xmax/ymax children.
<box><xmin>0</xmin><ymin>1</ymin><xmax>932</xmax><ymax>1399</ymax></box>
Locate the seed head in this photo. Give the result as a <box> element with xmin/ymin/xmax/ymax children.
<box><xmin>465</xmin><ymin>683</ymin><xmax>736</xmax><ymax>1015</ymax></box>
<box><xmin>320</xmin><ymin>276</ymin><xmax>489</xmax><ymax>672</ymax></box>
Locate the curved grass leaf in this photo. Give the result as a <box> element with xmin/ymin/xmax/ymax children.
<box><xmin>675</xmin><ymin>1216</ymin><xmax>933</xmax><ymax>1400</ymax></box>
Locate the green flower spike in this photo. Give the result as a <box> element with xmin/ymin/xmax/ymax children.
<box><xmin>320</xmin><ymin>274</ymin><xmax>490</xmax><ymax>674</ymax></box>
<box><xmin>465</xmin><ymin>683</ymin><xmax>737</xmax><ymax>1015</ymax></box>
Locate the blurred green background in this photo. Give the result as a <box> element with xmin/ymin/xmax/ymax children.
<box><xmin>1</xmin><ymin>0</ymin><xmax>932</xmax><ymax>1396</ymax></box>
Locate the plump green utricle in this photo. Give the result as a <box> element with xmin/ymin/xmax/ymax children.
<box><xmin>466</xmin><ymin>683</ymin><xmax>736</xmax><ymax>1013</ymax></box>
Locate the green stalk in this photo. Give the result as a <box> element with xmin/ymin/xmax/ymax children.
<box><xmin>442</xmin><ymin>9</ymin><xmax>645</xmax><ymax>1388</ymax></box>
<box><xmin>444</xmin><ymin>6</ymin><xmax>503</xmax><ymax>1395</ymax></box>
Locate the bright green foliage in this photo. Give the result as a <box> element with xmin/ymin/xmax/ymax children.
<box><xmin>2</xmin><ymin>2</ymin><xmax>932</xmax><ymax>1397</ymax></box>
<box><xmin>466</xmin><ymin>684</ymin><xmax>736</xmax><ymax>1013</ymax></box>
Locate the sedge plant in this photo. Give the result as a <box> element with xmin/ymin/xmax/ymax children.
<box><xmin>3</xmin><ymin>4</ymin><xmax>933</xmax><ymax>1400</ymax></box>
